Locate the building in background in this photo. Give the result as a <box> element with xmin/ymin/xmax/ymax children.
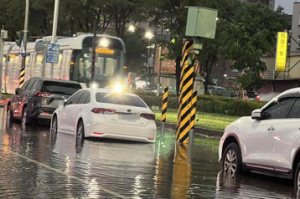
<box><xmin>241</xmin><ymin>0</ymin><xmax>275</xmax><ymax>10</ymax></box>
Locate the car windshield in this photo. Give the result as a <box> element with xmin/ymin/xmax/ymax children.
<box><xmin>96</xmin><ymin>92</ymin><xmax>147</xmax><ymax>108</ymax></box>
<box><xmin>41</xmin><ymin>81</ymin><xmax>81</xmax><ymax>95</ymax></box>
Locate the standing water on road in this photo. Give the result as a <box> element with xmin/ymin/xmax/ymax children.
<box><xmin>0</xmin><ymin>107</ymin><xmax>297</xmax><ymax>198</ymax></box>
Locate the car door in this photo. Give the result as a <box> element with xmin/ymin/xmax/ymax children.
<box><xmin>11</xmin><ymin>80</ymin><xmax>31</xmax><ymax>118</ymax></box>
<box><xmin>22</xmin><ymin>78</ymin><xmax>38</xmax><ymax>115</ymax></box>
<box><xmin>243</xmin><ymin>98</ymin><xmax>294</xmax><ymax>167</ymax></box>
<box><xmin>62</xmin><ymin>90</ymin><xmax>84</xmax><ymax>133</ymax></box>
<box><xmin>68</xmin><ymin>90</ymin><xmax>90</xmax><ymax>133</ymax></box>
<box><xmin>272</xmin><ymin>97</ymin><xmax>300</xmax><ymax>170</ymax></box>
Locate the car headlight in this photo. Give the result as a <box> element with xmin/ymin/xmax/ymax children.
<box><xmin>91</xmin><ymin>82</ymin><xmax>99</xmax><ymax>89</ymax></box>
<box><xmin>113</xmin><ymin>84</ymin><xmax>123</xmax><ymax>93</ymax></box>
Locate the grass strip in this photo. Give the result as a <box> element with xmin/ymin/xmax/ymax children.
<box><xmin>154</xmin><ymin>109</ymin><xmax>239</xmax><ymax>131</ymax></box>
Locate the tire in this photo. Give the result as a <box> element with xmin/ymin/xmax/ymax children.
<box><xmin>222</xmin><ymin>143</ymin><xmax>242</xmax><ymax>178</ymax></box>
<box><xmin>294</xmin><ymin>162</ymin><xmax>300</xmax><ymax>190</ymax></box>
<box><xmin>51</xmin><ymin>115</ymin><xmax>58</xmax><ymax>142</ymax></box>
<box><xmin>6</xmin><ymin>105</ymin><xmax>13</xmax><ymax>122</ymax></box>
<box><xmin>76</xmin><ymin>120</ymin><xmax>85</xmax><ymax>147</ymax></box>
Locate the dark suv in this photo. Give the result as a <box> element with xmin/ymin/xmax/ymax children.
<box><xmin>7</xmin><ymin>77</ymin><xmax>82</xmax><ymax>125</ymax></box>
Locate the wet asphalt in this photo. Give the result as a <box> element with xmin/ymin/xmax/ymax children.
<box><xmin>0</xmin><ymin>108</ymin><xmax>299</xmax><ymax>198</ymax></box>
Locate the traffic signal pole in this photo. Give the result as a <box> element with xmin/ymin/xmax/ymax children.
<box><xmin>19</xmin><ymin>0</ymin><xmax>29</xmax><ymax>88</ymax></box>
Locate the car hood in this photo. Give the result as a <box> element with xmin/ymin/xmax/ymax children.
<box><xmin>224</xmin><ymin>116</ymin><xmax>252</xmax><ymax>134</ymax></box>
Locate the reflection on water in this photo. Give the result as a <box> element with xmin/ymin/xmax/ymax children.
<box><xmin>0</xmin><ymin>109</ymin><xmax>299</xmax><ymax>198</ymax></box>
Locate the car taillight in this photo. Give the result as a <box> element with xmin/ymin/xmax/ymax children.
<box><xmin>91</xmin><ymin>108</ymin><xmax>116</xmax><ymax>114</ymax></box>
<box><xmin>35</xmin><ymin>91</ymin><xmax>51</xmax><ymax>97</ymax></box>
<box><xmin>140</xmin><ymin>113</ymin><xmax>155</xmax><ymax>120</ymax></box>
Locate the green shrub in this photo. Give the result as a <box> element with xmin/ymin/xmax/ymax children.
<box><xmin>137</xmin><ymin>93</ymin><xmax>266</xmax><ymax>117</ymax></box>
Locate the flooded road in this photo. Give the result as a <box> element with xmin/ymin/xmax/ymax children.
<box><xmin>0</xmin><ymin>108</ymin><xmax>298</xmax><ymax>198</ymax></box>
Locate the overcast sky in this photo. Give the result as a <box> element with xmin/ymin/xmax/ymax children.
<box><xmin>275</xmin><ymin>0</ymin><xmax>294</xmax><ymax>14</ymax></box>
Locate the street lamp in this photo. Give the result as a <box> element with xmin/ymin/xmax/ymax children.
<box><xmin>145</xmin><ymin>31</ymin><xmax>154</xmax><ymax>82</ymax></box>
<box><xmin>145</xmin><ymin>31</ymin><xmax>154</xmax><ymax>40</ymax></box>
<box><xmin>128</xmin><ymin>24</ymin><xmax>136</xmax><ymax>33</ymax></box>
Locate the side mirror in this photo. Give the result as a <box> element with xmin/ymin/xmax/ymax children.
<box><xmin>63</xmin><ymin>99</ymin><xmax>68</xmax><ymax>107</ymax></box>
<box><xmin>15</xmin><ymin>88</ymin><xmax>20</xmax><ymax>95</ymax></box>
<box><xmin>251</xmin><ymin>109</ymin><xmax>262</xmax><ymax>120</ymax></box>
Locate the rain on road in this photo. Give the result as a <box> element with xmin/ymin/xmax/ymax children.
<box><xmin>0</xmin><ymin>108</ymin><xmax>298</xmax><ymax>198</ymax></box>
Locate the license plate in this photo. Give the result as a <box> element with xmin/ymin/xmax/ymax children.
<box><xmin>120</xmin><ymin>114</ymin><xmax>139</xmax><ymax>121</ymax></box>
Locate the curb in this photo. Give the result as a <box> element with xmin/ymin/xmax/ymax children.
<box><xmin>155</xmin><ymin>121</ymin><xmax>223</xmax><ymax>137</ymax></box>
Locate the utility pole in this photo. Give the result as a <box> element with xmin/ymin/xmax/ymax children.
<box><xmin>19</xmin><ymin>0</ymin><xmax>29</xmax><ymax>88</ymax></box>
<box><xmin>91</xmin><ymin>19</ymin><xmax>97</xmax><ymax>85</ymax></box>
<box><xmin>156</xmin><ymin>21</ymin><xmax>164</xmax><ymax>97</ymax></box>
<box><xmin>50</xmin><ymin>0</ymin><xmax>60</xmax><ymax>78</ymax></box>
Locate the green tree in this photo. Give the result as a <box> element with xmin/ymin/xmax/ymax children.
<box><xmin>148</xmin><ymin>0</ymin><xmax>289</xmax><ymax>94</ymax></box>
<box><xmin>224</xmin><ymin>4</ymin><xmax>290</xmax><ymax>90</ymax></box>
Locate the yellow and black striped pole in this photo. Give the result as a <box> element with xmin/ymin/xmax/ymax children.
<box><xmin>161</xmin><ymin>87</ymin><xmax>169</xmax><ymax>132</ymax></box>
<box><xmin>176</xmin><ymin>40</ymin><xmax>195</xmax><ymax>144</ymax></box>
<box><xmin>188</xmin><ymin>91</ymin><xmax>198</xmax><ymax>147</ymax></box>
<box><xmin>190</xmin><ymin>91</ymin><xmax>198</xmax><ymax>130</ymax></box>
<box><xmin>19</xmin><ymin>66</ymin><xmax>25</xmax><ymax>89</ymax></box>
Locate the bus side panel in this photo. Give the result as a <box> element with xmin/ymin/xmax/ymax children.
<box><xmin>33</xmin><ymin>53</ymin><xmax>44</xmax><ymax>78</ymax></box>
<box><xmin>24</xmin><ymin>53</ymin><xmax>31</xmax><ymax>82</ymax></box>
<box><xmin>52</xmin><ymin>52</ymin><xmax>63</xmax><ymax>79</ymax></box>
<box><xmin>61</xmin><ymin>50</ymin><xmax>72</xmax><ymax>80</ymax></box>
<box><xmin>6</xmin><ymin>55</ymin><xmax>22</xmax><ymax>94</ymax></box>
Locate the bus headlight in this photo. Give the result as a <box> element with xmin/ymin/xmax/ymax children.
<box><xmin>99</xmin><ymin>38</ymin><xmax>109</xmax><ymax>48</ymax></box>
<box><xmin>113</xmin><ymin>84</ymin><xmax>123</xmax><ymax>93</ymax></box>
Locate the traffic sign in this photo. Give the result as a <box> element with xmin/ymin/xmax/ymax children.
<box><xmin>46</xmin><ymin>43</ymin><xmax>60</xmax><ymax>63</ymax></box>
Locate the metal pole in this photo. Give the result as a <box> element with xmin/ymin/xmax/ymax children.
<box><xmin>156</xmin><ymin>21</ymin><xmax>163</xmax><ymax>97</ymax></box>
<box><xmin>91</xmin><ymin>19</ymin><xmax>97</xmax><ymax>85</ymax></box>
<box><xmin>156</xmin><ymin>46</ymin><xmax>162</xmax><ymax>96</ymax></box>
<box><xmin>20</xmin><ymin>0</ymin><xmax>29</xmax><ymax>84</ymax></box>
<box><xmin>147</xmin><ymin>39</ymin><xmax>150</xmax><ymax>80</ymax></box>
<box><xmin>51</xmin><ymin>0</ymin><xmax>60</xmax><ymax>78</ymax></box>
<box><xmin>0</xmin><ymin>29</ymin><xmax>4</xmax><ymax>99</ymax></box>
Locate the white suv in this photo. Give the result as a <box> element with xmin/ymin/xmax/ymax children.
<box><xmin>219</xmin><ymin>87</ymin><xmax>300</xmax><ymax>189</ymax></box>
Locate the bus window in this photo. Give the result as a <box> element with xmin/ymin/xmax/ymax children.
<box><xmin>82</xmin><ymin>53</ymin><xmax>118</xmax><ymax>81</ymax></box>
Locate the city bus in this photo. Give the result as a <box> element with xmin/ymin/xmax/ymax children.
<box><xmin>2</xmin><ymin>34</ymin><xmax>126</xmax><ymax>94</ymax></box>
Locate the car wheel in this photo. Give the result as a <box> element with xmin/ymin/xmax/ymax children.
<box><xmin>6</xmin><ymin>105</ymin><xmax>13</xmax><ymax>122</ymax></box>
<box><xmin>294</xmin><ymin>162</ymin><xmax>300</xmax><ymax>190</ymax></box>
<box><xmin>51</xmin><ymin>115</ymin><xmax>58</xmax><ymax>142</ymax></box>
<box><xmin>222</xmin><ymin>143</ymin><xmax>242</xmax><ymax>178</ymax></box>
<box><xmin>76</xmin><ymin>120</ymin><xmax>85</xmax><ymax>147</ymax></box>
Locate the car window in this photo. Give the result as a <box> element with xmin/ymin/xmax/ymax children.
<box><xmin>25</xmin><ymin>79</ymin><xmax>36</xmax><ymax>91</ymax></box>
<box><xmin>263</xmin><ymin>98</ymin><xmax>294</xmax><ymax>119</ymax></box>
<box><xmin>41</xmin><ymin>81</ymin><xmax>81</xmax><ymax>95</ymax></box>
<box><xmin>66</xmin><ymin>90</ymin><xmax>84</xmax><ymax>105</ymax></box>
<box><xmin>77</xmin><ymin>91</ymin><xmax>90</xmax><ymax>104</ymax></box>
<box><xmin>96</xmin><ymin>92</ymin><xmax>147</xmax><ymax>108</ymax></box>
<box><xmin>288</xmin><ymin>99</ymin><xmax>300</xmax><ymax>118</ymax></box>
<box><xmin>20</xmin><ymin>80</ymin><xmax>31</xmax><ymax>92</ymax></box>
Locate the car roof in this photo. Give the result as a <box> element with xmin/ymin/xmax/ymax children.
<box><xmin>276</xmin><ymin>87</ymin><xmax>300</xmax><ymax>98</ymax></box>
<box><xmin>30</xmin><ymin>77</ymin><xmax>80</xmax><ymax>84</ymax></box>
<box><xmin>84</xmin><ymin>88</ymin><xmax>139</xmax><ymax>97</ymax></box>
<box><xmin>261</xmin><ymin>87</ymin><xmax>300</xmax><ymax>110</ymax></box>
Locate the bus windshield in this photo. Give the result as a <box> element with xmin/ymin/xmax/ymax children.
<box><xmin>82</xmin><ymin>51</ymin><xmax>119</xmax><ymax>80</ymax></box>
<box><xmin>70</xmin><ymin>36</ymin><xmax>125</xmax><ymax>86</ymax></box>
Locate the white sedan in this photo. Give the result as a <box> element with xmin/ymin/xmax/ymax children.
<box><xmin>50</xmin><ymin>88</ymin><xmax>157</xmax><ymax>145</ymax></box>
